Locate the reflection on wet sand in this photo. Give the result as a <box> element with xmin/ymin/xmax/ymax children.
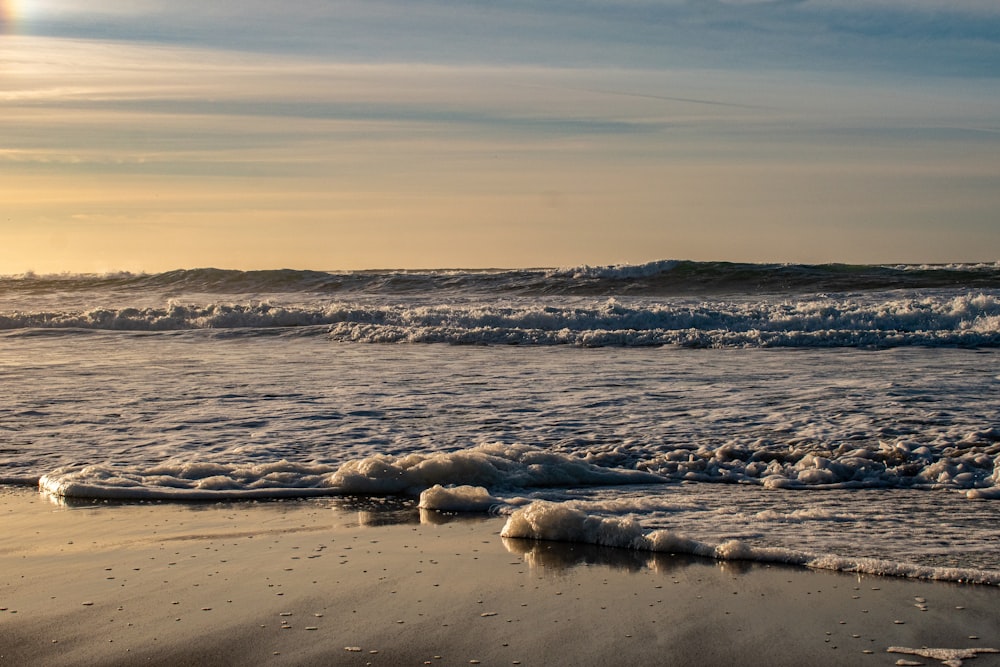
<box><xmin>503</xmin><ymin>535</ymin><xmax>716</xmax><ymax>575</ymax></box>
<box><xmin>34</xmin><ymin>489</ymin><xmax>776</xmax><ymax>579</ymax></box>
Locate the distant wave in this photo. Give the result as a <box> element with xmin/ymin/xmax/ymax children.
<box><xmin>543</xmin><ymin>260</ymin><xmax>1000</xmax><ymax>294</ymax></box>
<box><xmin>2</xmin><ymin>261</ymin><xmax>998</xmax><ymax>347</ymax></box>
<box><xmin>3</xmin><ymin>260</ymin><xmax>1000</xmax><ymax>297</ymax></box>
<box><xmin>1</xmin><ymin>293</ymin><xmax>998</xmax><ymax>348</ymax></box>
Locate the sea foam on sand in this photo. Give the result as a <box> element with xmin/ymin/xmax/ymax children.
<box><xmin>2</xmin><ymin>487</ymin><xmax>997</xmax><ymax>667</ymax></box>
<box><xmin>417</xmin><ymin>484</ymin><xmax>505</xmax><ymax>512</ymax></box>
<box><xmin>500</xmin><ymin>501</ymin><xmax>1000</xmax><ymax>585</ymax></box>
<box><xmin>38</xmin><ymin>443</ymin><xmax>663</xmax><ymax>500</ymax></box>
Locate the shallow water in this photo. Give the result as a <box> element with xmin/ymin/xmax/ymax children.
<box><xmin>1</xmin><ymin>335</ymin><xmax>998</xmax><ymax>581</ymax></box>
<box><xmin>1</xmin><ymin>263</ymin><xmax>998</xmax><ymax>583</ymax></box>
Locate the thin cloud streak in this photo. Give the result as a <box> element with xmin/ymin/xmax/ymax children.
<box><xmin>16</xmin><ymin>1</ymin><xmax>1000</xmax><ymax>77</ymax></box>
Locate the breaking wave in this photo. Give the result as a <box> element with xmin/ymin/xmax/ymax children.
<box><xmin>1</xmin><ymin>292</ymin><xmax>998</xmax><ymax>348</ymax></box>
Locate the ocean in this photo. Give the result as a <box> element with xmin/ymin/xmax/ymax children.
<box><xmin>1</xmin><ymin>261</ymin><xmax>998</xmax><ymax>584</ymax></box>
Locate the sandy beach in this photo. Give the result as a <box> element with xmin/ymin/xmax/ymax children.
<box><xmin>1</xmin><ymin>486</ymin><xmax>997</xmax><ymax>667</ymax></box>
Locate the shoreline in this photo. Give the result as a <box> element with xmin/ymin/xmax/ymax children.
<box><xmin>1</xmin><ymin>487</ymin><xmax>998</xmax><ymax>666</ymax></box>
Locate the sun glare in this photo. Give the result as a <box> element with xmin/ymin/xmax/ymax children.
<box><xmin>0</xmin><ymin>1</ymin><xmax>12</xmax><ymax>34</ymax></box>
<box><xmin>0</xmin><ymin>0</ymin><xmax>49</xmax><ymax>33</ymax></box>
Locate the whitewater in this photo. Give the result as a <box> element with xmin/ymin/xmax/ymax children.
<box><xmin>1</xmin><ymin>261</ymin><xmax>998</xmax><ymax>585</ymax></box>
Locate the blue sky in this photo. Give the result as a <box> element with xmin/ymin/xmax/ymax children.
<box><xmin>2</xmin><ymin>0</ymin><xmax>999</xmax><ymax>272</ymax></box>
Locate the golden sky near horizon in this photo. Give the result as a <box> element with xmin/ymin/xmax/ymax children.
<box><xmin>2</xmin><ymin>1</ymin><xmax>999</xmax><ymax>273</ymax></box>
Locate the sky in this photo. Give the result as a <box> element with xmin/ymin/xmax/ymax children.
<box><xmin>1</xmin><ymin>0</ymin><xmax>999</xmax><ymax>273</ymax></box>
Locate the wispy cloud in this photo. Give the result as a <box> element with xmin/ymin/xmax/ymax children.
<box><xmin>2</xmin><ymin>2</ymin><xmax>999</xmax><ymax>271</ymax></box>
<box><xmin>17</xmin><ymin>1</ymin><xmax>1000</xmax><ymax>76</ymax></box>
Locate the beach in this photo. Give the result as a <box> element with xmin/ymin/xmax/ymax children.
<box><xmin>1</xmin><ymin>265</ymin><xmax>999</xmax><ymax>665</ymax></box>
<box><xmin>2</xmin><ymin>487</ymin><xmax>997</xmax><ymax>667</ymax></box>
<box><xmin>5</xmin><ymin>0</ymin><xmax>1000</xmax><ymax>654</ymax></box>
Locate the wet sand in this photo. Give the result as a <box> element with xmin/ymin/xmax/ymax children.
<box><xmin>1</xmin><ymin>487</ymin><xmax>998</xmax><ymax>667</ymax></box>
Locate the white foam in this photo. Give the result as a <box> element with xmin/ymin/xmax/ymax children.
<box><xmin>38</xmin><ymin>444</ymin><xmax>664</xmax><ymax>500</ymax></box>
<box><xmin>500</xmin><ymin>501</ymin><xmax>1000</xmax><ymax>585</ymax></box>
<box><xmin>644</xmin><ymin>439</ymin><xmax>999</xmax><ymax>494</ymax></box>
<box><xmin>321</xmin><ymin>292</ymin><xmax>1000</xmax><ymax>348</ymax></box>
<box><xmin>417</xmin><ymin>485</ymin><xmax>504</xmax><ymax>512</ymax></box>
<box><xmin>3</xmin><ymin>290</ymin><xmax>999</xmax><ymax>349</ymax></box>
<box><xmin>752</xmin><ymin>508</ymin><xmax>849</xmax><ymax>522</ymax></box>
<box><xmin>39</xmin><ymin>461</ymin><xmax>339</xmax><ymax>500</ymax></box>
<box><xmin>546</xmin><ymin>260</ymin><xmax>681</xmax><ymax>280</ymax></box>
<box><xmin>888</xmin><ymin>646</ymin><xmax>1000</xmax><ymax>667</ymax></box>
<box><xmin>328</xmin><ymin>443</ymin><xmax>663</xmax><ymax>495</ymax></box>
<box><xmin>8</xmin><ymin>329</ymin><xmax>1000</xmax><ymax>586</ymax></box>
<box><xmin>500</xmin><ymin>502</ymin><xmax>649</xmax><ymax>549</ymax></box>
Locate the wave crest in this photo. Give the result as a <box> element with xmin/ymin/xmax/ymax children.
<box><xmin>3</xmin><ymin>260</ymin><xmax>1000</xmax><ymax>296</ymax></box>
<box><xmin>5</xmin><ymin>293</ymin><xmax>997</xmax><ymax>348</ymax></box>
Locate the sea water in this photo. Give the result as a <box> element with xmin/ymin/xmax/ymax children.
<box><xmin>1</xmin><ymin>262</ymin><xmax>998</xmax><ymax>584</ymax></box>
